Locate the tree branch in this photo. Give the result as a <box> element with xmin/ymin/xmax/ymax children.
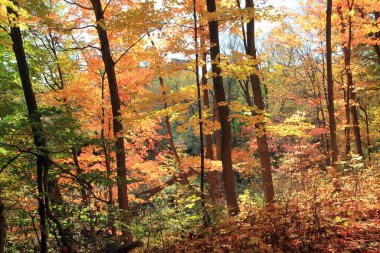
<box><xmin>114</xmin><ymin>34</ymin><xmax>147</xmax><ymax>65</ymax></box>
<box><xmin>0</xmin><ymin>152</ymin><xmax>23</xmax><ymax>174</ymax></box>
<box><xmin>63</xmin><ymin>0</ymin><xmax>93</xmax><ymax>10</ymax></box>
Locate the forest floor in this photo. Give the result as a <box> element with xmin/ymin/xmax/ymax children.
<box><xmin>166</xmin><ymin>169</ymin><xmax>380</xmax><ymax>253</ymax></box>
<box><xmin>169</xmin><ymin>205</ymin><xmax>380</xmax><ymax>252</ymax></box>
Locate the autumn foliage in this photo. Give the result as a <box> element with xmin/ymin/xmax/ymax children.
<box><xmin>0</xmin><ymin>0</ymin><xmax>379</xmax><ymax>252</ymax></box>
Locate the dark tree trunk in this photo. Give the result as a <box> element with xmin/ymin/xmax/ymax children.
<box><xmin>7</xmin><ymin>9</ymin><xmax>48</xmax><ymax>253</ymax></box>
<box><xmin>90</xmin><ymin>0</ymin><xmax>131</xmax><ymax>240</ymax></box>
<box><xmin>245</xmin><ymin>0</ymin><xmax>274</xmax><ymax>204</ymax></box>
<box><xmin>338</xmin><ymin>5</ymin><xmax>364</xmax><ymax>159</ymax></box>
<box><xmin>373</xmin><ymin>12</ymin><xmax>380</xmax><ymax>65</ymax></box>
<box><xmin>317</xmin><ymin>55</ymin><xmax>331</xmax><ymax>165</ymax></box>
<box><xmin>7</xmin><ymin>4</ymin><xmax>72</xmax><ymax>252</ymax></box>
<box><xmin>200</xmin><ymin>34</ymin><xmax>224</xmax><ymax>202</ymax></box>
<box><xmin>100</xmin><ymin>75</ymin><xmax>117</xmax><ymax>237</ymax></box>
<box><xmin>206</xmin><ymin>0</ymin><xmax>239</xmax><ymax>215</ymax></box>
<box><xmin>193</xmin><ymin>4</ymin><xmax>211</xmax><ymax>225</ymax></box>
<box><xmin>344</xmin><ymin>88</ymin><xmax>351</xmax><ymax>157</ymax></box>
<box><xmin>361</xmin><ymin>105</ymin><xmax>372</xmax><ymax>162</ymax></box>
<box><xmin>318</xmin><ymin>48</ymin><xmax>331</xmax><ymax>166</ymax></box>
<box><xmin>72</xmin><ymin>148</ymin><xmax>88</xmax><ymax>205</ymax></box>
<box><xmin>7</xmin><ymin>4</ymin><xmax>77</xmax><ymax>252</ymax></box>
<box><xmin>326</xmin><ymin>0</ymin><xmax>339</xmax><ymax>166</ymax></box>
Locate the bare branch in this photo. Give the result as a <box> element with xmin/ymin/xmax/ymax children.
<box><xmin>63</xmin><ymin>0</ymin><xmax>93</xmax><ymax>10</ymax></box>
<box><xmin>52</xmin><ymin>25</ymin><xmax>96</xmax><ymax>32</ymax></box>
<box><xmin>114</xmin><ymin>34</ymin><xmax>147</xmax><ymax>65</ymax></box>
<box><xmin>0</xmin><ymin>152</ymin><xmax>23</xmax><ymax>174</ymax></box>
<box><xmin>103</xmin><ymin>0</ymin><xmax>114</xmax><ymax>14</ymax></box>
<box><xmin>62</xmin><ymin>45</ymin><xmax>101</xmax><ymax>52</ymax></box>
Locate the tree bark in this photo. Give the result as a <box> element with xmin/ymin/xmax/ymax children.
<box><xmin>100</xmin><ymin>74</ymin><xmax>117</xmax><ymax>237</ymax></box>
<box><xmin>317</xmin><ymin>53</ymin><xmax>331</xmax><ymax>165</ymax></box>
<box><xmin>7</xmin><ymin>7</ymin><xmax>48</xmax><ymax>252</ymax></box>
<box><xmin>192</xmin><ymin>0</ymin><xmax>206</xmax><ymax>204</ymax></box>
<box><xmin>245</xmin><ymin>0</ymin><xmax>274</xmax><ymax>204</ymax></box>
<box><xmin>373</xmin><ymin>12</ymin><xmax>380</xmax><ymax>65</ymax></box>
<box><xmin>326</xmin><ymin>0</ymin><xmax>339</xmax><ymax>166</ymax></box>
<box><xmin>7</xmin><ymin>3</ymin><xmax>78</xmax><ymax>252</ymax></box>
<box><xmin>361</xmin><ymin>104</ymin><xmax>372</xmax><ymax>162</ymax></box>
<box><xmin>344</xmin><ymin>87</ymin><xmax>351</xmax><ymax>157</ymax></box>
<box><xmin>206</xmin><ymin>0</ymin><xmax>239</xmax><ymax>215</ymax></box>
<box><xmin>90</xmin><ymin>0</ymin><xmax>131</xmax><ymax>240</ymax></box>
<box><xmin>338</xmin><ymin>4</ymin><xmax>364</xmax><ymax>159</ymax></box>
<box><xmin>200</xmin><ymin>33</ymin><xmax>224</xmax><ymax>202</ymax></box>
<box><xmin>214</xmin><ymin>96</ymin><xmax>222</xmax><ymax>161</ymax></box>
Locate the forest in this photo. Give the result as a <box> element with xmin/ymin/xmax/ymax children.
<box><xmin>0</xmin><ymin>0</ymin><xmax>379</xmax><ymax>252</ymax></box>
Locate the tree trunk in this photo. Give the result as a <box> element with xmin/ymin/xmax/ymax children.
<box><xmin>338</xmin><ymin>5</ymin><xmax>364</xmax><ymax>159</ymax></box>
<box><xmin>158</xmin><ymin>76</ymin><xmax>180</xmax><ymax>161</ymax></box>
<box><xmin>373</xmin><ymin>12</ymin><xmax>380</xmax><ymax>65</ymax></box>
<box><xmin>200</xmin><ymin>34</ymin><xmax>224</xmax><ymax>202</ymax></box>
<box><xmin>147</xmin><ymin>33</ymin><xmax>180</xmax><ymax>160</ymax></box>
<box><xmin>245</xmin><ymin>0</ymin><xmax>274</xmax><ymax>204</ymax></box>
<box><xmin>100</xmin><ymin>75</ymin><xmax>117</xmax><ymax>237</ymax></box>
<box><xmin>193</xmin><ymin>4</ymin><xmax>211</xmax><ymax>225</ymax></box>
<box><xmin>206</xmin><ymin>0</ymin><xmax>239</xmax><ymax>215</ymax></box>
<box><xmin>7</xmin><ymin>8</ymin><xmax>48</xmax><ymax>252</ymax></box>
<box><xmin>317</xmin><ymin>54</ymin><xmax>331</xmax><ymax>165</ymax></box>
<box><xmin>72</xmin><ymin>148</ymin><xmax>88</xmax><ymax>205</ymax></box>
<box><xmin>7</xmin><ymin>3</ymin><xmax>78</xmax><ymax>252</ymax></box>
<box><xmin>326</xmin><ymin>0</ymin><xmax>339</xmax><ymax>166</ymax></box>
<box><xmin>344</xmin><ymin>88</ymin><xmax>351</xmax><ymax>157</ymax></box>
<box><xmin>214</xmin><ymin>97</ymin><xmax>222</xmax><ymax>161</ymax></box>
<box><xmin>90</xmin><ymin>0</ymin><xmax>131</xmax><ymax>240</ymax></box>
<box><xmin>362</xmin><ymin>105</ymin><xmax>372</xmax><ymax>162</ymax></box>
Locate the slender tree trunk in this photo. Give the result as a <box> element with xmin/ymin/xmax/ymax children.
<box><xmin>90</xmin><ymin>0</ymin><xmax>131</xmax><ymax>240</ymax></box>
<box><xmin>147</xmin><ymin>33</ymin><xmax>180</xmax><ymax>161</ymax></box>
<box><xmin>338</xmin><ymin>5</ymin><xmax>364</xmax><ymax>159</ymax></box>
<box><xmin>310</xmin><ymin>75</ymin><xmax>329</xmax><ymax>165</ymax></box>
<box><xmin>7</xmin><ymin>4</ymin><xmax>77</xmax><ymax>252</ymax></box>
<box><xmin>317</xmin><ymin>57</ymin><xmax>331</xmax><ymax>165</ymax></box>
<box><xmin>245</xmin><ymin>0</ymin><xmax>274</xmax><ymax>204</ymax></box>
<box><xmin>200</xmin><ymin>33</ymin><xmax>223</xmax><ymax>202</ymax></box>
<box><xmin>373</xmin><ymin>12</ymin><xmax>380</xmax><ymax>65</ymax></box>
<box><xmin>193</xmin><ymin>3</ymin><xmax>211</xmax><ymax>225</ymax></box>
<box><xmin>72</xmin><ymin>148</ymin><xmax>88</xmax><ymax>205</ymax></box>
<box><xmin>8</xmin><ymin>5</ymin><xmax>60</xmax><ymax>253</ymax></box>
<box><xmin>7</xmin><ymin>7</ymin><xmax>48</xmax><ymax>252</ymax></box>
<box><xmin>193</xmin><ymin>0</ymin><xmax>205</xmax><ymax>197</ymax></box>
<box><xmin>362</xmin><ymin>105</ymin><xmax>372</xmax><ymax>162</ymax></box>
<box><xmin>206</xmin><ymin>0</ymin><xmax>239</xmax><ymax>215</ymax></box>
<box><xmin>158</xmin><ymin>76</ymin><xmax>180</xmax><ymax>160</ymax></box>
<box><xmin>100</xmin><ymin>75</ymin><xmax>117</xmax><ymax>237</ymax></box>
<box><xmin>326</xmin><ymin>0</ymin><xmax>339</xmax><ymax>166</ymax></box>
<box><xmin>344</xmin><ymin>87</ymin><xmax>351</xmax><ymax>157</ymax></box>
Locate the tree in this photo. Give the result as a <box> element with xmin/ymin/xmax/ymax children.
<box><xmin>89</xmin><ymin>0</ymin><xmax>131</xmax><ymax>240</ymax></box>
<box><xmin>6</xmin><ymin>2</ymin><xmax>76</xmax><ymax>252</ymax></box>
<box><xmin>326</xmin><ymin>0</ymin><xmax>339</xmax><ymax>166</ymax></box>
<box><xmin>337</xmin><ymin>0</ymin><xmax>364</xmax><ymax>159</ymax></box>
<box><xmin>245</xmin><ymin>0</ymin><xmax>274</xmax><ymax>204</ymax></box>
<box><xmin>205</xmin><ymin>0</ymin><xmax>239</xmax><ymax>215</ymax></box>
